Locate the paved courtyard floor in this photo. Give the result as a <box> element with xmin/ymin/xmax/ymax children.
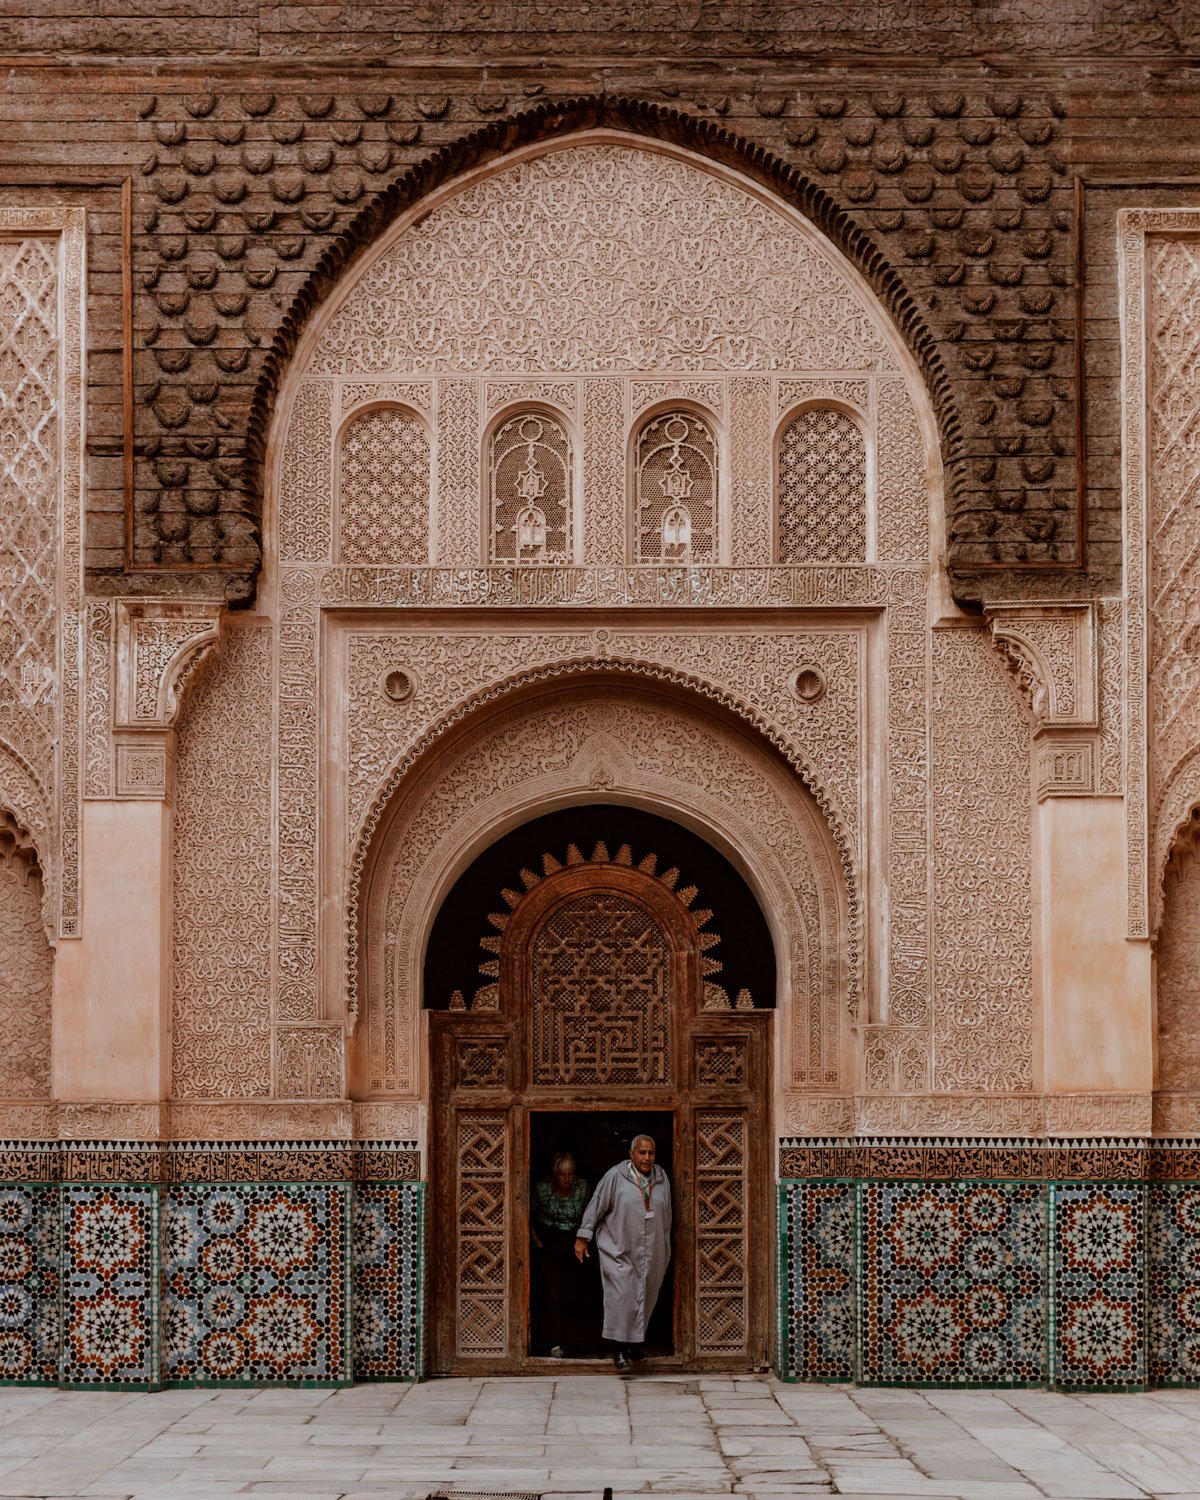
<box><xmin>2</xmin><ymin>1376</ymin><xmax>1200</xmax><ymax>1500</ymax></box>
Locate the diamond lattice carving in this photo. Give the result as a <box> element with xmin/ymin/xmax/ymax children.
<box><xmin>0</xmin><ymin>237</ymin><xmax>57</xmax><ymax>805</ymax></box>
<box><xmin>338</xmin><ymin>406</ymin><xmax>430</xmax><ymax>564</ymax></box>
<box><xmin>777</xmin><ymin>407</ymin><xmax>867</xmax><ymax>563</ymax></box>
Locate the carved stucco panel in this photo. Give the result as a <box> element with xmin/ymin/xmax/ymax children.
<box><xmin>0</xmin><ymin>823</ymin><xmax>51</xmax><ymax>1098</ymax></box>
<box><xmin>276</xmin><ymin>570</ymin><xmax>320</xmax><ymax>1023</ymax></box>
<box><xmin>172</xmin><ymin>624</ymin><xmax>274</xmax><ymax>1099</ymax></box>
<box><xmin>358</xmin><ymin>689</ymin><xmax>844</xmax><ymax>1098</ymax></box>
<box><xmin>345</xmin><ymin>629</ymin><xmax>865</xmax><ymax>856</ymax></box>
<box><xmin>309</xmin><ymin>143</ymin><xmax>899</xmax><ymax>377</ymax></box>
<box><xmin>930</xmin><ymin>626</ymin><xmax>1034</xmax><ymax>1094</ymax></box>
<box><xmin>83</xmin><ymin>603</ymin><xmax>113</xmax><ymax>800</ymax></box>
<box><xmin>279</xmin><ymin>379</ymin><xmax>332</xmax><ymax>565</ymax></box>
<box><xmin>0</xmin><ymin>210</ymin><xmax>85</xmax><ymax>937</ymax></box>
<box><xmin>876</xmin><ymin>377</ymin><xmax>928</xmax><ymax>565</ymax></box>
<box><xmin>729</xmin><ymin>376</ymin><xmax>771</xmax><ymax>567</ymax></box>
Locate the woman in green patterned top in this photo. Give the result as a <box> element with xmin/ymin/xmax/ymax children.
<box><xmin>531</xmin><ymin>1151</ymin><xmax>591</xmax><ymax>1357</ymax></box>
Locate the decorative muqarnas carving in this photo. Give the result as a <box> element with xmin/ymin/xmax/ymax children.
<box><xmin>987</xmin><ymin>602</ymin><xmax>1098</xmax><ymax>801</ymax></box>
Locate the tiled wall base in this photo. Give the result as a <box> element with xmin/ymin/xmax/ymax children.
<box><xmin>0</xmin><ymin>1157</ymin><xmax>423</xmax><ymax>1389</ymax></box>
<box><xmin>780</xmin><ymin>1161</ymin><xmax>1200</xmax><ymax>1391</ymax></box>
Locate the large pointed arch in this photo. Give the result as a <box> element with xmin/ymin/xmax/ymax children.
<box><xmin>346</xmin><ymin>673</ymin><xmax>852</xmax><ymax>1103</ymax></box>
<box><xmin>252</xmin><ymin>97</ymin><xmax>958</xmax><ymax>543</ymax></box>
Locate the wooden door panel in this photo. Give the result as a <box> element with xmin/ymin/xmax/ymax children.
<box><xmin>431</xmin><ymin>858</ymin><xmax>772</xmax><ymax>1373</ymax></box>
<box><xmin>454</xmin><ymin>1109</ymin><xmax>511</xmax><ymax>1361</ymax></box>
<box><xmin>693</xmin><ymin>1108</ymin><xmax>749</xmax><ymax>1357</ymax></box>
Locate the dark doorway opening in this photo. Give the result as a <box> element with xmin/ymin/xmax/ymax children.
<box><xmin>528</xmin><ymin>1109</ymin><xmax>676</xmax><ymax>1361</ymax></box>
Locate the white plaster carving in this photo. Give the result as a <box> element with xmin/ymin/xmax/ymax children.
<box><xmin>308</xmin><ymin>139</ymin><xmax>899</xmax><ymax>377</ymax></box>
<box><xmin>931</xmin><ymin>626</ymin><xmax>1034</xmax><ymax>1094</ymax></box>
<box><xmin>114</xmin><ymin>601</ymin><xmax>222</xmax><ymax>730</ymax></box>
<box><xmin>986</xmin><ymin>603</ymin><xmax>1098</xmax><ymax>729</ymax></box>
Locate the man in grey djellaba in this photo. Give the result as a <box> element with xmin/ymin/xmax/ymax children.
<box><xmin>575</xmin><ymin>1133</ymin><xmax>672</xmax><ymax>1372</ymax></box>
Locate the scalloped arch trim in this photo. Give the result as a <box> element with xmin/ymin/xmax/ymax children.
<box><xmin>344</xmin><ymin>654</ymin><xmax>861</xmax><ymax>1029</ymax></box>
<box><xmin>252</xmin><ymin>95</ymin><xmax>959</xmax><ymax>516</ymax></box>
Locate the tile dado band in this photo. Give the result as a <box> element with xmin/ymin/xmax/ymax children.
<box><xmin>0</xmin><ymin>1143</ymin><xmax>422</xmax><ymax>1390</ymax></box>
<box><xmin>780</xmin><ymin>1139</ymin><xmax>1200</xmax><ymax>1391</ymax></box>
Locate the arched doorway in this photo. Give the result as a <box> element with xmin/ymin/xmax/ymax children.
<box><xmin>427</xmin><ymin>809</ymin><xmax>774</xmax><ymax>1374</ymax></box>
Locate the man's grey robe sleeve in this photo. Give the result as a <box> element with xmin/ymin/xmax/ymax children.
<box><xmin>575</xmin><ymin>1167</ymin><xmax>616</xmax><ymax>1241</ymax></box>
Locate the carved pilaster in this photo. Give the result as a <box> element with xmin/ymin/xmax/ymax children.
<box><xmin>113</xmin><ymin>601</ymin><xmax>223</xmax><ymax>800</ymax></box>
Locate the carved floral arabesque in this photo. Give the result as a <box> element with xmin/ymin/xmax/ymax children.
<box><xmin>344</xmin><ymin>627</ymin><xmax>864</xmax><ymax>849</ymax></box>
<box><xmin>172</xmin><ymin>626</ymin><xmax>274</xmax><ymax>1099</ymax></box>
<box><xmin>0</xmin><ymin>211</ymin><xmax>85</xmax><ymax>938</ymax></box>
<box><xmin>83</xmin><ymin>604</ymin><xmax>112</xmax><ymax>800</ymax></box>
<box><xmin>309</xmin><ymin>144</ymin><xmax>898</xmax><ymax>378</ymax></box>
<box><xmin>357</xmin><ymin>687</ymin><xmax>845</xmax><ymax>1097</ymax></box>
<box><xmin>343</xmin><ymin>633</ymin><xmax>865</xmax><ymax>1039</ymax></box>
<box><xmin>931</xmin><ymin>627</ymin><xmax>1034</xmax><ymax>1095</ymax></box>
<box><xmin>781</xmin><ymin>1093</ymin><xmax>1154</xmax><ymax>1138</ymax></box>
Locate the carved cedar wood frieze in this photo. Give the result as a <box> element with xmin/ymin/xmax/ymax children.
<box><xmin>129</xmin><ymin>90</ymin><xmax>1075</xmax><ymax>590</ymax></box>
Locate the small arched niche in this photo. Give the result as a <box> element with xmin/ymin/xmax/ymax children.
<box><xmin>0</xmin><ymin>808</ymin><xmax>51</xmax><ymax>1098</ymax></box>
<box><xmin>1158</xmin><ymin>807</ymin><xmax>1200</xmax><ymax>1091</ymax></box>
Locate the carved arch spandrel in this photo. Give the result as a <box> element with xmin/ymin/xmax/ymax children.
<box><xmin>344</xmin><ymin>655</ymin><xmax>861</xmax><ymax>1035</ymax></box>
<box><xmin>348</xmin><ymin>681</ymin><xmax>848</xmax><ymax>1102</ymax></box>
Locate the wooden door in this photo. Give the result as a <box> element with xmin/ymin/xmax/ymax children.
<box><xmin>431</xmin><ymin>854</ymin><xmax>770</xmax><ymax>1373</ymax></box>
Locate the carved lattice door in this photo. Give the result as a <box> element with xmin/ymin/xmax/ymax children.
<box><xmin>431</xmin><ymin>854</ymin><xmax>770</xmax><ymax>1373</ymax></box>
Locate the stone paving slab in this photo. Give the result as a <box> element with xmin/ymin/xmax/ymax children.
<box><xmin>1</xmin><ymin>1378</ymin><xmax>1200</xmax><ymax>1498</ymax></box>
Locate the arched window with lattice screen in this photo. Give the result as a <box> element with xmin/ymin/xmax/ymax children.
<box><xmin>337</xmin><ymin>405</ymin><xmax>431</xmax><ymax>563</ymax></box>
<box><xmin>488</xmin><ymin>409</ymin><xmax>573</xmax><ymax>564</ymax></box>
<box><xmin>776</xmin><ymin>405</ymin><xmax>868</xmax><ymax>564</ymax></box>
<box><xmin>633</xmin><ymin>409</ymin><xmax>719</xmax><ymax>564</ymax></box>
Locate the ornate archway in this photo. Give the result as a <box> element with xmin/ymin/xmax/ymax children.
<box><xmin>348</xmin><ymin>678</ymin><xmax>850</xmax><ymax>1102</ymax></box>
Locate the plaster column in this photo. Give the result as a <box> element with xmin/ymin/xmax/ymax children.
<box><xmin>53</xmin><ymin>601</ymin><xmax>222</xmax><ymax>1110</ymax></box>
<box><xmin>988</xmin><ymin>602</ymin><xmax>1154</xmax><ymax>1131</ymax></box>
<box><xmin>1037</xmin><ymin>795</ymin><xmax>1153</xmax><ymax>1101</ymax></box>
<box><xmin>53</xmin><ymin>798</ymin><xmax>173</xmax><ymax>1101</ymax></box>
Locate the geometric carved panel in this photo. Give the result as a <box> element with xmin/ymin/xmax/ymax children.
<box><xmin>531</xmin><ymin>892</ymin><xmax>671</xmax><ymax>1087</ymax></box>
<box><xmin>695</xmin><ymin>1036</ymin><xmax>747</xmax><ymax>1088</ymax></box>
<box><xmin>694</xmin><ymin>1110</ymin><xmax>748</xmax><ymax>1355</ymax></box>
<box><xmin>454</xmin><ymin>1038</ymin><xmax>507</xmax><ymax>1091</ymax></box>
<box><xmin>777</xmin><ymin>406</ymin><xmax>867</xmax><ymax>564</ymax></box>
<box><xmin>455</xmin><ymin>1112</ymin><xmax>507</xmax><ymax>1358</ymax></box>
<box><xmin>338</xmin><ymin>406</ymin><xmax>429</xmax><ymax>565</ymax></box>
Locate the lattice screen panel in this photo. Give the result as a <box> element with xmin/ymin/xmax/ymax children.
<box><xmin>531</xmin><ymin>892</ymin><xmax>671</xmax><ymax>1087</ymax></box>
<box><xmin>695</xmin><ymin>1110</ymin><xmax>749</xmax><ymax>1355</ymax></box>
<box><xmin>338</xmin><ymin>406</ymin><xmax>430</xmax><ymax>563</ymax></box>
<box><xmin>455</xmin><ymin>1112</ymin><xmax>508</xmax><ymax>1358</ymax></box>
<box><xmin>777</xmin><ymin>406</ymin><xmax>867</xmax><ymax>563</ymax></box>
